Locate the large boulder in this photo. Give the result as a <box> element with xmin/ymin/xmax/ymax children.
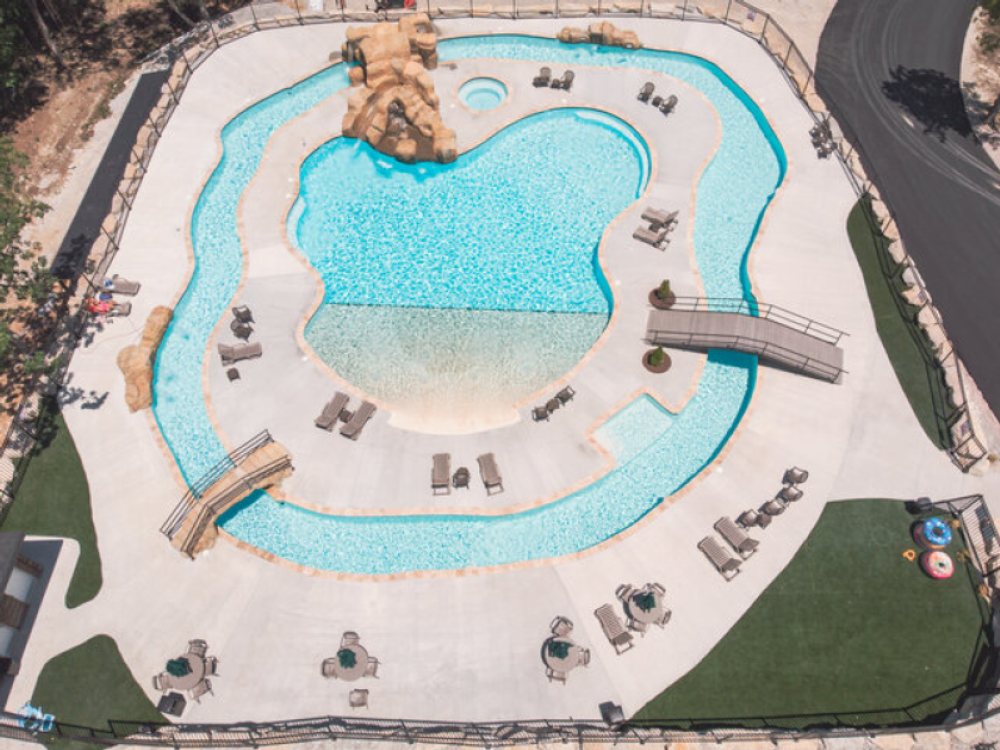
<box><xmin>558</xmin><ymin>22</ymin><xmax>642</xmax><ymax>49</ymax></box>
<box><xmin>117</xmin><ymin>306</ymin><xmax>173</xmax><ymax>412</ymax></box>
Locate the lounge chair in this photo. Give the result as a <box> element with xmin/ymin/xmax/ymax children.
<box><xmin>110</xmin><ymin>301</ymin><xmax>131</xmax><ymax>317</ymax></box>
<box><xmin>551</xmin><ymin>70</ymin><xmax>574</xmax><ymax>90</ymax></box>
<box><xmin>340</xmin><ymin>401</ymin><xmax>376</xmax><ymax>440</ymax></box>
<box><xmin>594</xmin><ymin>603</ymin><xmax>634</xmax><ymax>654</ymax></box>
<box><xmin>364</xmin><ymin>656</ymin><xmax>379</xmax><ymax>678</ymax></box>
<box><xmin>532</xmin><ymin>405</ymin><xmax>550</xmax><ymax>422</ymax></box>
<box><xmin>641</xmin><ymin>207</ymin><xmax>678</xmax><ymax>228</ymax></box>
<box><xmin>218</xmin><ymin>341</ymin><xmax>262</xmax><ymax>367</ymax></box>
<box><xmin>714</xmin><ymin>517</ymin><xmax>759</xmax><ymax>558</ymax></box>
<box><xmin>230</xmin><ymin>318</ymin><xmax>252</xmax><ymax>340</ymax></box>
<box><xmin>315</xmin><ymin>392</ymin><xmax>350</xmax><ymax>431</ymax></box>
<box><xmin>188</xmin><ymin>639</ymin><xmax>208</xmax><ymax>658</ymax></box>
<box><xmin>533</xmin><ymin>67</ymin><xmax>552</xmax><ymax>87</ymax></box>
<box><xmin>432</xmin><ymin>453</ymin><xmax>451</xmax><ymax>496</ymax></box>
<box><xmin>341</xmin><ymin>631</ymin><xmax>360</xmax><ymax>648</ymax></box>
<box><xmin>349</xmin><ymin>689</ymin><xmax>369</xmax><ymax>708</ymax></box>
<box><xmin>453</xmin><ymin>467</ymin><xmax>470</xmax><ymax>490</ymax></box>
<box><xmin>698</xmin><ymin>536</ymin><xmax>741</xmax><ymax>580</ymax></box>
<box><xmin>190</xmin><ymin>679</ymin><xmax>213</xmax><ymax>703</ymax></box>
<box><xmin>638</xmin><ymin>82</ymin><xmax>654</xmax><ymax>102</ymax></box>
<box><xmin>784</xmin><ymin>467</ymin><xmax>809</xmax><ymax>485</ymax></box>
<box><xmin>550</xmin><ymin>615</ymin><xmax>573</xmax><ymax>636</ymax></box>
<box><xmin>660</xmin><ymin>94</ymin><xmax>678</xmax><ymax>114</ymax></box>
<box><xmin>615</xmin><ymin>583</ymin><xmax>635</xmax><ymax>602</ymax></box>
<box><xmin>633</xmin><ymin>225</ymin><xmax>669</xmax><ymax>249</ymax></box>
<box><xmin>477</xmin><ymin>453</ymin><xmax>504</xmax><ymax>495</ymax></box>
<box><xmin>105</xmin><ymin>275</ymin><xmax>141</xmax><ymax>295</ymax></box>
<box><xmin>232</xmin><ymin>305</ymin><xmax>254</xmax><ymax>323</ymax></box>
<box><xmin>778</xmin><ymin>485</ymin><xmax>803</xmax><ymax>502</ymax></box>
<box><xmin>546</xmin><ymin>666</ymin><xmax>567</xmax><ymax>684</ymax></box>
<box><xmin>556</xmin><ymin>385</ymin><xmax>575</xmax><ymax>405</ymax></box>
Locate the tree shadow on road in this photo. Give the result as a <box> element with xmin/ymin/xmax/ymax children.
<box><xmin>882</xmin><ymin>65</ymin><xmax>974</xmax><ymax>142</ymax></box>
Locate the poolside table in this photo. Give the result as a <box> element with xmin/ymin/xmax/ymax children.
<box><xmin>329</xmin><ymin>644</ymin><xmax>369</xmax><ymax>682</ymax></box>
<box><xmin>626</xmin><ymin>588</ymin><xmax>668</xmax><ymax>628</ymax></box>
<box><xmin>166</xmin><ymin>653</ymin><xmax>206</xmax><ymax>692</ymax></box>
<box><xmin>542</xmin><ymin>637</ymin><xmax>582</xmax><ymax>673</ymax></box>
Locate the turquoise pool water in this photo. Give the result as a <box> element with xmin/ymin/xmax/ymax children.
<box><xmin>459</xmin><ymin>76</ymin><xmax>508</xmax><ymax>110</ymax></box>
<box><xmin>153</xmin><ymin>35</ymin><xmax>786</xmax><ymax>574</ymax></box>
<box><xmin>293</xmin><ymin>108</ymin><xmax>646</xmax><ymax>421</ymax></box>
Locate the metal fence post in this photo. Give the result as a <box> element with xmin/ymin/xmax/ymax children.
<box><xmin>759</xmin><ymin>12</ymin><xmax>769</xmax><ymax>41</ymax></box>
<box><xmin>249</xmin><ymin>0</ymin><xmax>259</xmax><ymax>29</ymax></box>
<box><xmin>724</xmin><ymin>0</ymin><xmax>732</xmax><ymax>24</ymax></box>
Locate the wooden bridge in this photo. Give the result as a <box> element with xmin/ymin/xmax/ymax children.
<box><xmin>646</xmin><ymin>298</ymin><xmax>847</xmax><ymax>382</ymax></box>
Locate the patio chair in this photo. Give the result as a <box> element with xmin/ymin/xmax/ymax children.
<box><xmin>546</xmin><ymin>666</ymin><xmax>567</xmax><ymax>684</ymax></box>
<box><xmin>188</xmin><ymin>639</ymin><xmax>208</xmax><ymax>658</ymax></box>
<box><xmin>226</xmin><ymin>368</ymin><xmax>240</xmax><ymax>382</ymax></box>
<box><xmin>533</xmin><ymin>67</ymin><xmax>552</xmax><ymax>87</ymax></box>
<box><xmin>778</xmin><ymin>484</ymin><xmax>803</xmax><ymax>502</ymax></box>
<box><xmin>340</xmin><ymin>401</ymin><xmax>376</xmax><ymax>440</ymax></box>
<box><xmin>232</xmin><ymin>305</ymin><xmax>254</xmax><ymax>323</ymax></box>
<box><xmin>633</xmin><ymin>225</ymin><xmax>669</xmax><ymax>250</ymax></box>
<box><xmin>190</xmin><ymin>679</ymin><xmax>213</xmax><ymax>703</ymax></box>
<box><xmin>756</xmin><ymin>510</ymin><xmax>774</xmax><ymax>528</ymax></box>
<box><xmin>230</xmin><ymin>318</ymin><xmax>253</xmax><ymax>340</ymax></box>
<box><xmin>594</xmin><ymin>603</ymin><xmax>634</xmax><ymax>654</ymax></box>
<box><xmin>556</xmin><ymin>385</ymin><xmax>575</xmax><ymax>405</ymax></box>
<box><xmin>580</xmin><ymin>647</ymin><xmax>591</xmax><ymax>666</ymax></box>
<box><xmin>551</xmin><ymin>70</ymin><xmax>574</xmax><ymax>90</ymax></box>
<box><xmin>206</xmin><ymin>656</ymin><xmax>219</xmax><ymax>676</ymax></box>
<box><xmin>321</xmin><ymin>658</ymin><xmax>339</xmax><ymax>678</ymax></box>
<box><xmin>698</xmin><ymin>536</ymin><xmax>741</xmax><ymax>580</ymax></box>
<box><xmin>761</xmin><ymin>499</ymin><xmax>786</xmax><ymax>516</ymax></box>
<box><xmin>218</xmin><ymin>341</ymin><xmax>262</xmax><ymax>367</ymax></box>
<box><xmin>349</xmin><ymin>689</ymin><xmax>369</xmax><ymax>709</ymax></box>
<box><xmin>341</xmin><ymin>631</ymin><xmax>360</xmax><ymax>648</ymax></box>
<box><xmin>615</xmin><ymin>583</ymin><xmax>635</xmax><ymax>602</ymax></box>
<box><xmin>315</xmin><ymin>392</ymin><xmax>350</xmax><ymax>431</ymax></box>
<box><xmin>478</xmin><ymin>453</ymin><xmax>504</xmax><ymax>495</ymax></box>
<box><xmin>657</xmin><ymin>607</ymin><xmax>672</xmax><ymax>627</ymax></box>
<box><xmin>532</xmin><ymin>405</ymin><xmax>550</xmax><ymax>422</ymax></box>
<box><xmin>105</xmin><ymin>275</ymin><xmax>141</xmax><ymax>295</ymax></box>
<box><xmin>364</xmin><ymin>656</ymin><xmax>380</xmax><ymax>678</ymax></box>
<box><xmin>660</xmin><ymin>94</ymin><xmax>678</xmax><ymax>114</ymax></box>
<box><xmin>453</xmin><ymin>467</ymin><xmax>471</xmax><ymax>490</ymax></box>
<box><xmin>432</xmin><ymin>453</ymin><xmax>452</xmax><ymax>496</ymax></box>
<box><xmin>784</xmin><ymin>467</ymin><xmax>809</xmax><ymax>485</ymax></box>
<box><xmin>545</xmin><ymin>398</ymin><xmax>561</xmax><ymax>413</ymax></box>
<box><xmin>550</xmin><ymin>615</ymin><xmax>573</xmax><ymax>637</ymax></box>
<box><xmin>651</xmin><ymin>95</ymin><xmax>663</xmax><ymax>107</ymax></box>
<box><xmin>737</xmin><ymin>509</ymin><xmax>759</xmax><ymax>528</ymax></box>
<box><xmin>714</xmin><ymin>517</ymin><xmax>759</xmax><ymax>558</ymax></box>
<box><xmin>153</xmin><ymin>674</ymin><xmax>168</xmax><ymax>691</ymax></box>
<box><xmin>638</xmin><ymin>82</ymin><xmax>655</xmax><ymax>102</ymax></box>
<box><xmin>627</xmin><ymin>616</ymin><xmax>649</xmax><ymax>635</ymax></box>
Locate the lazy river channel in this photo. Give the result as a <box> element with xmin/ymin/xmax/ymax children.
<box><xmin>151</xmin><ymin>35</ymin><xmax>786</xmax><ymax>575</ymax></box>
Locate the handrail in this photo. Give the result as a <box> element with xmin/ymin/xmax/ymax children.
<box><xmin>663</xmin><ymin>296</ymin><xmax>848</xmax><ymax>345</ymax></box>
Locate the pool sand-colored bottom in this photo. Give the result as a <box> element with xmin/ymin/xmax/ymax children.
<box><xmin>12</xmin><ymin>17</ymin><xmax>1000</xmax><ymax>728</ymax></box>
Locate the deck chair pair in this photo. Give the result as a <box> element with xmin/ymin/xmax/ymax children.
<box><xmin>699</xmin><ymin>517</ymin><xmax>760</xmax><ymax>581</ymax></box>
<box><xmin>315</xmin><ymin>392</ymin><xmax>350</xmax><ymax>431</ymax></box>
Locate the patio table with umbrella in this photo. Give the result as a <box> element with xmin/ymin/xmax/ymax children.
<box><xmin>327</xmin><ymin>643</ymin><xmax>369</xmax><ymax>681</ymax></box>
<box><xmin>625</xmin><ymin>584</ymin><xmax>671</xmax><ymax>628</ymax></box>
<box><xmin>542</xmin><ymin>637</ymin><xmax>584</xmax><ymax>674</ymax></box>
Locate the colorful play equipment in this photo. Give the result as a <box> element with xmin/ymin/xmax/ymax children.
<box><xmin>920</xmin><ymin>550</ymin><xmax>954</xmax><ymax>580</ymax></box>
<box><xmin>913</xmin><ymin>516</ymin><xmax>953</xmax><ymax>550</ymax></box>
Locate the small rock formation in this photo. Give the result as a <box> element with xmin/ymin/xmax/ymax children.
<box><xmin>117</xmin><ymin>306</ymin><xmax>173</xmax><ymax>412</ymax></box>
<box><xmin>557</xmin><ymin>22</ymin><xmax>642</xmax><ymax>49</ymax></box>
<box><xmin>341</xmin><ymin>14</ymin><xmax>457</xmax><ymax>164</ymax></box>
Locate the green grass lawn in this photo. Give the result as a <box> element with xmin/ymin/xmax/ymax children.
<box><xmin>847</xmin><ymin>197</ymin><xmax>957</xmax><ymax>450</ymax></box>
<box><xmin>1</xmin><ymin>399</ymin><xmax>102</xmax><ymax>608</ymax></box>
<box><xmin>32</xmin><ymin>635</ymin><xmax>163</xmax><ymax>750</ymax></box>
<box><xmin>633</xmin><ymin>500</ymin><xmax>990</xmax><ymax>729</ymax></box>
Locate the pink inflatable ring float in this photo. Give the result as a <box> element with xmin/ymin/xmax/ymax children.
<box><xmin>921</xmin><ymin>550</ymin><xmax>954</xmax><ymax>580</ymax></box>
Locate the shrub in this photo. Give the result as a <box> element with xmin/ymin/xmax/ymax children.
<box><xmin>656</xmin><ymin>279</ymin><xmax>672</xmax><ymax>300</ymax></box>
<box><xmin>649</xmin><ymin>347</ymin><xmax>666</xmax><ymax>367</ymax></box>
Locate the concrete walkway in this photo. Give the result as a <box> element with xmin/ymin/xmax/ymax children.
<box><xmin>8</xmin><ymin>17</ymin><xmax>1000</xmax><ymax>729</ymax></box>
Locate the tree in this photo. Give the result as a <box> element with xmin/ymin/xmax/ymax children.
<box><xmin>981</xmin><ymin>0</ymin><xmax>1000</xmax><ymax>126</ymax></box>
<box><xmin>23</xmin><ymin>0</ymin><xmax>65</xmax><ymax>68</ymax></box>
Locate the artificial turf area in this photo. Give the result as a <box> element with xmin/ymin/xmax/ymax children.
<box><xmin>32</xmin><ymin>635</ymin><xmax>163</xmax><ymax>749</ymax></box>
<box><xmin>846</xmin><ymin>196</ymin><xmax>956</xmax><ymax>450</ymax></box>
<box><xmin>633</xmin><ymin>500</ymin><xmax>991</xmax><ymax>729</ymax></box>
<box><xmin>2</xmin><ymin>399</ymin><xmax>102</xmax><ymax>608</ymax></box>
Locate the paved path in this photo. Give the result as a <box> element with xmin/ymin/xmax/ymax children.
<box><xmin>815</xmin><ymin>0</ymin><xmax>1000</xmax><ymax>419</ymax></box>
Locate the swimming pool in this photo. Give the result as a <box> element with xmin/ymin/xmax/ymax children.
<box><xmin>153</xmin><ymin>34</ymin><xmax>786</xmax><ymax>574</ymax></box>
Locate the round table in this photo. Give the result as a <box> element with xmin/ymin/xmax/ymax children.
<box><xmin>627</xmin><ymin>590</ymin><xmax>664</xmax><ymax>626</ymax></box>
<box><xmin>332</xmin><ymin>644</ymin><xmax>369</xmax><ymax>682</ymax></box>
<box><xmin>542</xmin><ymin>638</ymin><xmax>581</xmax><ymax>672</ymax></box>
<box><xmin>169</xmin><ymin>652</ymin><xmax>206</xmax><ymax>691</ymax></box>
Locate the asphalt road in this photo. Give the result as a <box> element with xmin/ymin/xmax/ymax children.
<box><xmin>816</xmin><ymin>0</ymin><xmax>1000</xmax><ymax>417</ymax></box>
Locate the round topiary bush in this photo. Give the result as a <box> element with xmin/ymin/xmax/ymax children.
<box><xmin>649</xmin><ymin>279</ymin><xmax>676</xmax><ymax>310</ymax></box>
<box><xmin>643</xmin><ymin>346</ymin><xmax>671</xmax><ymax>374</ymax></box>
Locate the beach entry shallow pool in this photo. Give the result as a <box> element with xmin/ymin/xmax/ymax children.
<box><xmin>153</xmin><ymin>35</ymin><xmax>786</xmax><ymax>575</ymax></box>
<box><xmin>293</xmin><ymin>108</ymin><xmax>646</xmax><ymax>429</ymax></box>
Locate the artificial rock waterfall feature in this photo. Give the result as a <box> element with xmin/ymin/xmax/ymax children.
<box><xmin>341</xmin><ymin>14</ymin><xmax>457</xmax><ymax>164</ymax></box>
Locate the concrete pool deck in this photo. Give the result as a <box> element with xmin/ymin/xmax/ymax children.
<box><xmin>10</xmin><ymin>16</ymin><xmax>1000</xmax><ymax>726</ymax></box>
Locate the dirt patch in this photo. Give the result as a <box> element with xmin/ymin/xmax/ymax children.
<box><xmin>961</xmin><ymin>10</ymin><xmax>1000</xmax><ymax>167</ymax></box>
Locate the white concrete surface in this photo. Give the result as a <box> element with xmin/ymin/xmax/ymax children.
<box><xmin>10</xmin><ymin>17</ymin><xmax>1000</xmax><ymax>730</ymax></box>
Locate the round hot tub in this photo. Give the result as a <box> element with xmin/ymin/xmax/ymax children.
<box><xmin>459</xmin><ymin>77</ymin><xmax>508</xmax><ymax>111</ymax></box>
